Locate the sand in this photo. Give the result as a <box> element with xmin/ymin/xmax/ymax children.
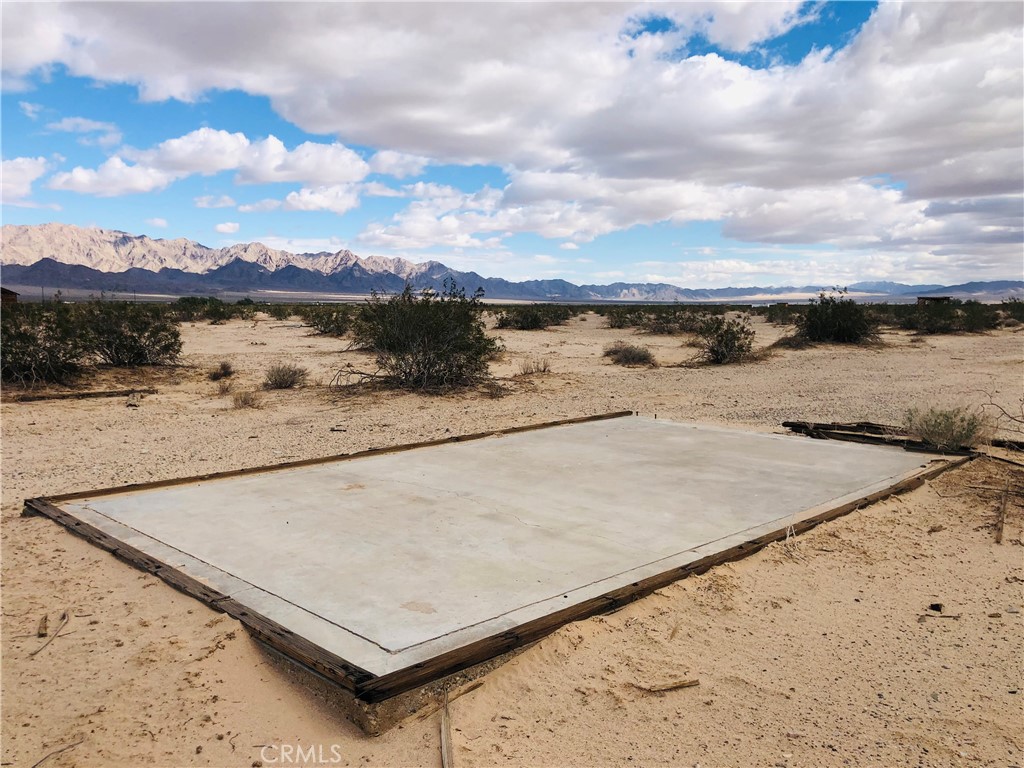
<box><xmin>2</xmin><ymin>313</ymin><xmax>1022</xmax><ymax>767</ymax></box>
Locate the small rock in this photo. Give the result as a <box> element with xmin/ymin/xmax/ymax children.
<box><xmin>1007</xmin><ymin>606</ymin><xmax>1020</xmax><ymax>614</ymax></box>
<box><xmin>928</xmin><ymin>603</ymin><xmax>943</xmax><ymax>613</ymax></box>
<box><xmin>988</xmin><ymin>612</ymin><xmax>1003</xmax><ymax>618</ymax></box>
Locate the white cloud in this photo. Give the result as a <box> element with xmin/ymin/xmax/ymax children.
<box><xmin>49</xmin><ymin>157</ymin><xmax>175</xmax><ymax>196</ymax></box>
<box><xmin>4</xmin><ymin>2</ymin><xmax>1022</xmax><ymax>280</ymax></box>
<box><xmin>194</xmin><ymin>194</ymin><xmax>236</xmax><ymax>208</ymax></box>
<box><xmin>46</xmin><ymin>116</ymin><xmax>122</xmax><ymax>147</ymax></box>
<box><xmin>215</xmin><ymin>222</ymin><xmax>240</xmax><ymax>234</ymax></box>
<box><xmin>19</xmin><ymin>101</ymin><xmax>43</xmax><ymax>119</ymax></box>
<box><xmin>282</xmin><ymin>184</ymin><xmax>361</xmax><ymax>215</ymax></box>
<box><xmin>1</xmin><ymin>156</ymin><xmax>49</xmax><ymax>203</ymax></box>
<box><xmin>368</xmin><ymin>150</ymin><xmax>429</xmax><ymax>179</ymax></box>
<box><xmin>559</xmin><ymin>242</ymin><xmax>579</xmax><ymax>250</ymax></box>
<box><xmin>238</xmin><ymin>198</ymin><xmax>282</xmax><ymax>213</ymax></box>
<box><xmin>145</xmin><ymin>217</ymin><xmax>168</xmax><ymax>228</ymax></box>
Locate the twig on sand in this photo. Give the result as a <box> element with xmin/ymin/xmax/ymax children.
<box><xmin>996</xmin><ymin>484</ymin><xmax>1009</xmax><ymax>544</ymax></box>
<box><xmin>632</xmin><ymin>679</ymin><xmax>701</xmax><ymax>693</ymax></box>
<box><xmin>29</xmin><ymin>738</ymin><xmax>84</xmax><ymax>768</ymax></box>
<box><xmin>440</xmin><ymin>690</ymin><xmax>454</xmax><ymax>768</ymax></box>
<box><xmin>415</xmin><ymin>680</ymin><xmax>484</xmax><ymax>721</ymax></box>
<box><xmin>29</xmin><ymin>610</ymin><xmax>68</xmax><ymax>658</ymax></box>
<box><xmin>37</xmin><ymin>614</ymin><xmax>48</xmax><ymax>638</ymax></box>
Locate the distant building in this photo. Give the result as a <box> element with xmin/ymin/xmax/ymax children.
<box><xmin>1</xmin><ymin>287</ymin><xmax>19</xmax><ymax>304</ymax></box>
<box><xmin>917</xmin><ymin>296</ymin><xmax>952</xmax><ymax>305</ymax></box>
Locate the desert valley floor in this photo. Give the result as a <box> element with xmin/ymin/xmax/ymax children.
<box><xmin>2</xmin><ymin>312</ymin><xmax>1022</xmax><ymax>767</ymax></box>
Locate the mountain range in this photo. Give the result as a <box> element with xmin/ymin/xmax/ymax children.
<box><xmin>1</xmin><ymin>224</ymin><xmax>1021</xmax><ymax>303</ymax></box>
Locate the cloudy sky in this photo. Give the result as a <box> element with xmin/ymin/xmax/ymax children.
<box><xmin>2</xmin><ymin>1</ymin><xmax>1021</xmax><ymax>287</ymax></box>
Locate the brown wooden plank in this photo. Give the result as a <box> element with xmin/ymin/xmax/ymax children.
<box><xmin>40</xmin><ymin>410</ymin><xmax>634</xmax><ymax>503</ymax></box>
<box><xmin>6</xmin><ymin>387</ymin><xmax>159</xmax><ymax>403</ymax></box>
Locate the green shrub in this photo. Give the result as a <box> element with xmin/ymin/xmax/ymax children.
<box><xmin>695</xmin><ymin>315</ymin><xmax>756</xmax><ymax>364</ymax></box>
<box><xmin>799</xmin><ymin>290</ymin><xmax>877</xmax><ymax>343</ymax></box>
<box><xmin>904</xmin><ymin>406</ymin><xmax>993</xmax><ymax>450</ymax></box>
<box><xmin>0</xmin><ymin>303</ymin><xmax>92</xmax><ymax>386</ymax></box>
<box><xmin>494</xmin><ymin>304</ymin><xmax>575</xmax><ymax>330</ymax></box>
<box><xmin>351</xmin><ymin>281</ymin><xmax>500</xmax><ymax>391</ymax></box>
<box><xmin>1000</xmin><ymin>298</ymin><xmax>1024</xmax><ymax>323</ymax></box>
<box><xmin>300</xmin><ymin>304</ymin><xmax>352</xmax><ymax>335</ymax></box>
<box><xmin>603</xmin><ymin>341</ymin><xmax>657</xmax><ymax>367</ymax></box>
<box><xmin>263</xmin><ymin>363</ymin><xmax>309</xmax><ymax>389</ymax></box>
<box><xmin>765</xmin><ymin>303</ymin><xmax>800</xmax><ymax>325</ymax></box>
<box><xmin>265</xmin><ymin>304</ymin><xmax>293</xmax><ymax>321</ymax></box>
<box><xmin>900</xmin><ymin>300</ymin><xmax>998</xmax><ymax>334</ymax></box>
<box><xmin>605</xmin><ymin>306</ymin><xmax>648</xmax><ymax>329</ymax></box>
<box><xmin>83</xmin><ymin>302</ymin><xmax>182</xmax><ymax>366</ymax></box>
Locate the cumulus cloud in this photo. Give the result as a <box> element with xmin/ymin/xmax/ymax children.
<box><xmin>4</xmin><ymin>2</ymin><xmax>1022</xmax><ymax>279</ymax></box>
<box><xmin>238</xmin><ymin>198</ymin><xmax>282</xmax><ymax>213</ymax></box>
<box><xmin>214</xmin><ymin>222</ymin><xmax>239</xmax><ymax>234</ymax></box>
<box><xmin>145</xmin><ymin>217</ymin><xmax>168</xmax><ymax>228</ymax></box>
<box><xmin>1</xmin><ymin>156</ymin><xmax>49</xmax><ymax>203</ymax></box>
<box><xmin>46</xmin><ymin>116</ymin><xmax>122</xmax><ymax>147</ymax></box>
<box><xmin>194</xmin><ymin>194</ymin><xmax>236</xmax><ymax>208</ymax></box>
<box><xmin>282</xmin><ymin>184</ymin><xmax>361</xmax><ymax>215</ymax></box>
<box><xmin>49</xmin><ymin>157</ymin><xmax>175</xmax><ymax>196</ymax></box>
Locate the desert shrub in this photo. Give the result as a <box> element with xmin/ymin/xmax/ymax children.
<box><xmin>1000</xmin><ymin>298</ymin><xmax>1024</xmax><ymax>323</ymax></box>
<box><xmin>216</xmin><ymin>379</ymin><xmax>234</xmax><ymax>395</ymax></box>
<box><xmin>603</xmin><ymin>341</ymin><xmax>657</xmax><ymax>367</ymax></box>
<box><xmin>300</xmin><ymin>304</ymin><xmax>352</xmax><ymax>335</ymax></box>
<box><xmin>351</xmin><ymin>281</ymin><xmax>499</xmax><ymax>391</ymax></box>
<box><xmin>765</xmin><ymin>303</ymin><xmax>800</xmax><ymax>325</ymax></box>
<box><xmin>263</xmin><ymin>363</ymin><xmax>309</xmax><ymax>389</ymax></box>
<box><xmin>518</xmin><ymin>357</ymin><xmax>551</xmax><ymax>375</ymax></box>
<box><xmin>900</xmin><ymin>300</ymin><xmax>998</xmax><ymax>334</ymax></box>
<box><xmin>265</xmin><ymin>304</ymin><xmax>293</xmax><ymax>321</ymax></box>
<box><xmin>208</xmin><ymin>360</ymin><xmax>234</xmax><ymax>381</ymax></box>
<box><xmin>605</xmin><ymin>306</ymin><xmax>648</xmax><ymax>329</ymax></box>
<box><xmin>694</xmin><ymin>315</ymin><xmax>756</xmax><ymax>364</ymax></box>
<box><xmin>494</xmin><ymin>304</ymin><xmax>575</xmax><ymax>330</ymax></box>
<box><xmin>81</xmin><ymin>302</ymin><xmax>182</xmax><ymax>366</ymax></box>
<box><xmin>232</xmin><ymin>390</ymin><xmax>262</xmax><ymax>409</ymax></box>
<box><xmin>799</xmin><ymin>290</ymin><xmax>877</xmax><ymax>344</ymax></box>
<box><xmin>904</xmin><ymin>406</ymin><xmax>993</xmax><ymax>450</ymax></box>
<box><xmin>0</xmin><ymin>303</ymin><xmax>92</xmax><ymax>386</ymax></box>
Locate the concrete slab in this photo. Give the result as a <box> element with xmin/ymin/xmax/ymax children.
<box><xmin>44</xmin><ymin>416</ymin><xmax>944</xmax><ymax>695</ymax></box>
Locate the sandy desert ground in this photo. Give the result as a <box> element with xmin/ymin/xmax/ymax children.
<box><xmin>1</xmin><ymin>312</ymin><xmax>1022</xmax><ymax>768</ymax></box>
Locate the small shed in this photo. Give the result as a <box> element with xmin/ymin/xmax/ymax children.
<box><xmin>1</xmin><ymin>287</ymin><xmax>19</xmax><ymax>304</ymax></box>
<box><xmin>917</xmin><ymin>296</ymin><xmax>951</xmax><ymax>306</ymax></box>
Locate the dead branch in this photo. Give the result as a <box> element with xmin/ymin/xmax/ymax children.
<box><xmin>29</xmin><ymin>610</ymin><xmax>69</xmax><ymax>657</ymax></box>
<box><xmin>29</xmin><ymin>738</ymin><xmax>84</xmax><ymax>768</ymax></box>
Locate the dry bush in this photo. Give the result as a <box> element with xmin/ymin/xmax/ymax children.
<box><xmin>208</xmin><ymin>360</ymin><xmax>234</xmax><ymax>381</ymax></box>
<box><xmin>263</xmin><ymin>363</ymin><xmax>309</xmax><ymax>389</ymax></box>
<box><xmin>903</xmin><ymin>406</ymin><xmax>993</xmax><ymax>450</ymax></box>
<box><xmin>604</xmin><ymin>341</ymin><xmax>657</xmax><ymax>367</ymax></box>
<box><xmin>232</xmin><ymin>390</ymin><xmax>262</xmax><ymax>409</ymax></box>
<box><xmin>216</xmin><ymin>379</ymin><xmax>234</xmax><ymax>396</ymax></box>
<box><xmin>518</xmin><ymin>357</ymin><xmax>552</xmax><ymax>376</ymax></box>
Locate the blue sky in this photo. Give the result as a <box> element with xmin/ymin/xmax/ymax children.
<box><xmin>2</xmin><ymin>2</ymin><xmax>1021</xmax><ymax>287</ymax></box>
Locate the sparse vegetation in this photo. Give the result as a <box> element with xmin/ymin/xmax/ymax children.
<box><xmin>694</xmin><ymin>315</ymin><xmax>756</xmax><ymax>364</ymax></box>
<box><xmin>216</xmin><ymin>379</ymin><xmax>234</xmax><ymax>396</ymax></box>
<box><xmin>300</xmin><ymin>304</ymin><xmax>352</xmax><ymax>336</ymax></box>
<box><xmin>231</xmin><ymin>390</ymin><xmax>262</xmax><ymax>409</ymax></box>
<box><xmin>518</xmin><ymin>357</ymin><xmax>552</xmax><ymax>376</ymax></box>
<box><xmin>903</xmin><ymin>405</ymin><xmax>993</xmax><ymax>450</ymax></box>
<box><xmin>798</xmin><ymin>290</ymin><xmax>878</xmax><ymax>344</ymax></box>
<box><xmin>898</xmin><ymin>300</ymin><xmax>999</xmax><ymax>334</ymax></box>
<box><xmin>1</xmin><ymin>301</ymin><xmax>181</xmax><ymax>387</ymax></box>
<box><xmin>208</xmin><ymin>360</ymin><xmax>235</xmax><ymax>381</ymax></box>
<box><xmin>263</xmin><ymin>363</ymin><xmax>309</xmax><ymax>389</ymax></box>
<box><xmin>603</xmin><ymin>341</ymin><xmax>657</xmax><ymax>367</ymax></box>
<box><xmin>350</xmin><ymin>281</ymin><xmax>500</xmax><ymax>391</ymax></box>
<box><xmin>494</xmin><ymin>305</ymin><xmax>575</xmax><ymax>330</ymax></box>
<box><xmin>265</xmin><ymin>304</ymin><xmax>294</xmax><ymax>321</ymax></box>
<box><xmin>0</xmin><ymin>303</ymin><xmax>92</xmax><ymax>386</ymax></box>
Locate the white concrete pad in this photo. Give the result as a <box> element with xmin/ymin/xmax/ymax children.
<box><xmin>60</xmin><ymin>417</ymin><xmax>937</xmax><ymax>678</ymax></box>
